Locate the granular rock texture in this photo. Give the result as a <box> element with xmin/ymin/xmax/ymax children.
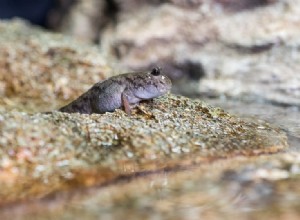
<box><xmin>0</xmin><ymin>94</ymin><xmax>287</xmax><ymax>204</ymax></box>
<box><xmin>0</xmin><ymin>20</ymin><xmax>111</xmax><ymax>112</ymax></box>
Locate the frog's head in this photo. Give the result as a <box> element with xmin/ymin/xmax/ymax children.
<box><xmin>133</xmin><ymin>67</ymin><xmax>172</xmax><ymax>99</ymax></box>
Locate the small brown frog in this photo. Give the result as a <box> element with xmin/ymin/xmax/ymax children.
<box><xmin>59</xmin><ymin>67</ymin><xmax>172</xmax><ymax>115</ymax></box>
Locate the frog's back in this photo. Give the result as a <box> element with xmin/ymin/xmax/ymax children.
<box><xmin>59</xmin><ymin>76</ymin><xmax>126</xmax><ymax>114</ymax></box>
<box><xmin>59</xmin><ymin>91</ymin><xmax>93</xmax><ymax>114</ymax></box>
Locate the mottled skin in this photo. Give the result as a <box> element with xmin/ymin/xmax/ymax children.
<box><xmin>59</xmin><ymin>67</ymin><xmax>172</xmax><ymax>114</ymax></box>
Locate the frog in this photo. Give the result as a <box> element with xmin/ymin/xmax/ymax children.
<box><xmin>59</xmin><ymin>67</ymin><xmax>172</xmax><ymax>115</ymax></box>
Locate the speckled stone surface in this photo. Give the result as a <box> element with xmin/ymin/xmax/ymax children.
<box><xmin>0</xmin><ymin>19</ymin><xmax>111</xmax><ymax>113</ymax></box>
<box><xmin>0</xmin><ymin>94</ymin><xmax>287</xmax><ymax>204</ymax></box>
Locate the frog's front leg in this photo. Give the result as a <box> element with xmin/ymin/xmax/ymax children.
<box><xmin>121</xmin><ymin>89</ymin><xmax>142</xmax><ymax>115</ymax></box>
<box><xmin>121</xmin><ymin>92</ymin><xmax>132</xmax><ymax>115</ymax></box>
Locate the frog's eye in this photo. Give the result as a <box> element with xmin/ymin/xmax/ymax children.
<box><xmin>151</xmin><ymin>67</ymin><xmax>161</xmax><ymax>76</ymax></box>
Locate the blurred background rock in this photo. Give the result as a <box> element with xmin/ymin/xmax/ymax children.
<box><xmin>1</xmin><ymin>0</ymin><xmax>299</xmax><ymax>107</ymax></box>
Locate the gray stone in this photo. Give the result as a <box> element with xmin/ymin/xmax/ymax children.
<box><xmin>101</xmin><ymin>0</ymin><xmax>300</xmax><ymax>106</ymax></box>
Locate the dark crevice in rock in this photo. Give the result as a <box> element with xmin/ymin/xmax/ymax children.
<box><xmin>266</xmin><ymin>99</ymin><xmax>300</xmax><ymax>108</ymax></box>
<box><xmin>225</xmin><ymin>42</ymin><xmax>276</xmax><ymax>54</ymax></box>
<box><xmin>216</xmin><ymin>0</ymin><xmax>278</xmax><ymax>12</ymax></box>
<box><xmin>105</xmin><ymin>0</ymin><xmax>120</xmax><ymax>24</ymax></box>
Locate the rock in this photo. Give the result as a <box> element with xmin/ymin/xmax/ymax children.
<box><xmin>49</xmin><ymin>0</ymin><xmax>107</xmax><ymax>43</ymax></box>
<box><xmin>0</xmin><ymin>94</ymin><xmax>287</xmax><ymax>204</ymax></box>
<box><xmin>0</xmin><ymin>19</ymin><xmax>112</xmax><ymax>112</ymax></box>
<box><xmin>1</xmin><ymin>152</ymin><xmax>299</xmax><ymax>219</ymax></box>
<box><xmin>100</xmin><ymin>0</ymin><xmax>300</xmax><ymax>106</ymax></box>
<box><xmin>47</xmin><ymin>0</ymin><xmax>300</xmax><ymax>106</ymax></box>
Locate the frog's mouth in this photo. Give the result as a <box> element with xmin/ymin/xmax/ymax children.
<box><xmin>134</xmin><ymin>85</ymin><xmax>170</xmax><ymax>100</ymax></box>
<box><xmin>134</xmin><ymin>91</ymin><xmax>158</xmax><ymax>100</ymax></box>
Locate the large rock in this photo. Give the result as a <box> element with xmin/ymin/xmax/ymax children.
<box><xmin>101</xmin><ymin>0</ymin><xmax>300</xmax><ymax>106</ymax></box>
<box><xmin>0</xmin><ymin>94</ymin><xmax>287</xmax><ymax>204</ymax></box>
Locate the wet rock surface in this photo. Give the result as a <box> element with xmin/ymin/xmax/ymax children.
<box><xmin>1</xmin><ymin>153</ymin><xmax>299</xmax><ymax>219</ymax></box>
